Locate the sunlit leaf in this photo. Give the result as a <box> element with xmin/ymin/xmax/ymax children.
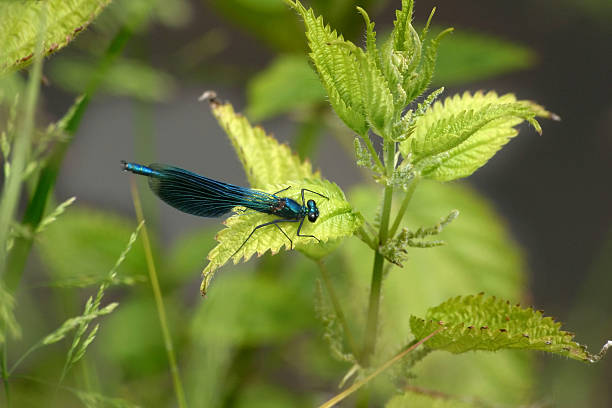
<box><xmin>344</xmin><ymin>181</ymin><xmax>533</xmax><ymax>403</ymax></box>
<box><xmin>0</xmin><ymin>0</ymin><xmax>112</xmax><ymax>74</ymax></box>
<box><xmin>202</xmin><ymin>179</ymin><xmax>362</xmax><ymax>293</ymax></box>
<box><xmin>410</xmin><ymin>294</ymin><xmax>603</xmax><ymax>362</ymax></box>
<box><xmin>400</xmin><ymin>91</ymin><xmax>556</xmax><ymax>181</ymax></box>
<box><xmin>210</xmin><ymin>100</ymin><xmax>316</xmax><ymax>188</ymax></box>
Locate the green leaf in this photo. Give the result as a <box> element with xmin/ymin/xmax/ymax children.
<box><xmin>387</xmin><ymin>390</ymin><xmax>475</xmax><ymax>408</ymax></box>
<box><xmin>286</xmin><ymin>0</ymin><xmax>368</xmax><ymax>135</ymax></box>
<box><xmin>209</xmin><ymin>100</ymin><xmax>317</xmax><ymax>188</ymax></box>
<box><xmin>36</xmin><ymin>207</ymin><xmax>147</xmax><ymax>285</ymax></box>
<box><xmin>48</xmin><ymin>57</ymin><xmax>176</xmax><ymax>102</ymax></box>
<box><xmin>400</xmin><ymin>91</ymin><xmax>556</xmax><ymax>181</ymax></box>
<box><xmin>246</xmin><ymin>55</ymin><xmax>326</xmax><ymax>121</ymax></box>
<box><xmin>0</xmin><ymin>0</ymin><xmax>112</xmax><ymax>74</ymax></box>
<box><xmin>410</xmin><ymin>294</ymin><xmax>602</xmax><ymax>362</ymax></box>
<box><xmin>345</xmin><ymin>182</ymin><xmax>533</xmax><ymax>403</ymax></box>
<box><xmin>202</xmin><ymin>179</ymin><xmax>362</xmax><ymax>294</ymax></box>
<box><xmin>434</xmin><ymin>28</ymin><xmax>535</xmax><ymax>85</ymax></box>
<box><xmin>209</xmin><ymin>0</ymin><xmax>302</xmax><ymax>51</ymax></box>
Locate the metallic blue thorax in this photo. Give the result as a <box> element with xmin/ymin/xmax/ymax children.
<box><xmin>268</xmin><ymin>198</ymin><xmax>306</xmax><ymax>219</ymax></box>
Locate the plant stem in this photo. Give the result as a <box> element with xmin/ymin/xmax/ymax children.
<box><xmin>0</xmin><ymin>6</ymin><xmax>46</xmax><ymax>281</ymax></box>
<box><xmin>360</xmin><ymin>134</ymin><xmax>384</xmax><ymax>172</ymax></box>
<box><xmin>361</xmin><ymin>140</ymin><xmax>396</xmax><ymax>366</ymax></box>
<box><xmin>388</xmin><ymin>176</ymin><xmax>420</xmax><ymax>238</ymax></box>
<box><xmin>1</xmin><ymin>334</ymin><xmax>9</xmax><ymax>406</ymax></box>
<box><xmin>4</xmin><ymin>25</ymin><xmax>133</xmax><ymax>293</ymax></box>
<box><xmin>130</xmin><ymin>181</ymin><xmax>187</xmax><ymax>408</ymax></box>
<box><xmin>319</xmin><ymin>327</ymin><xmax>442</xmax><ymax>408</ymax></box>
<box><xmin>316</xmin><ymin>260</ymin><xmax>359</xmax><ymax>358</ymax></box>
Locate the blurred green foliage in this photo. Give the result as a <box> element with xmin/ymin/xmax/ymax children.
<box><xmin>1</xmin><ymin>0</ymin><xmax>608</xmax><ymax>407</ymax></box>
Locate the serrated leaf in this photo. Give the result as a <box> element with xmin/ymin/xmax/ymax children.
<box><xmin>400</xmin><ymin>91</ymin><xmax>555</xmax><ymax>181</ymax></box>
<box><xmin>0</xmin><ymin>0</ymin><xmax>112</xmax><ymax>74</ymax></box>
<box><xmin>209</xmin><ymin>101</ymin><xmax>316</xmax><ymax>188</ymax></box>
<box><xmin>202</xmin><ymin>179</ymin><xmax>362</xmax><ymax>293</ymax></box>
<box><xmin>410</xmin><ymin>294</ymin><xmax>598</xmax><ymax>362</ymax></box>
<box><xmin>246</xmin><ymin>54</ymin><xmax>326</xmax><ymax>121</ymax></box>
<box><xmin>286</xmin><ymin>0</ymin><xmax>368</xmax><ymax>135</ymax></box>
<box><xmin>346</xmin><ymin>182</ymin><xmax>532</xmax><ymax>403</ymax></box>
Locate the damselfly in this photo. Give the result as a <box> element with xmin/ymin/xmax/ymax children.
<box><xmin>122</xmin><ymin>162</ymin><xmax>328</xmax><ymax>256</ymax></box>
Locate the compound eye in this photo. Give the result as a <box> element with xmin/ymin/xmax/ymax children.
<box><xmin>308</xmin><ymin>212</ymin><xmax>318</xmax><ymax>222</ymax></box>
<box><xmin>307</xmin><ymin>199</ymin><xmax>315</xmax><ymax>207</ymax></box>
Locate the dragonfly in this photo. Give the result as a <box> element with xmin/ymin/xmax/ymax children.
<box><xmin>122</xmin><ymin>161</ymin><xmax>328</xmax><ymax>257</ymax></box>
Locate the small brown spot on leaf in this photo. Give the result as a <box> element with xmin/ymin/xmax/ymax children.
<box><xmin>19</xmin><ymin>53</ymin><xmax>33</xmax><ymax>63</ymax></box>
<box><xmin>480</xmin><ymin>326</ymin><xmax>488</xmax><ymax>330</ymax></box>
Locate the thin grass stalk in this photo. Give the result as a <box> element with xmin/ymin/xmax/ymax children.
<box><xmin>129</xmin><ymin>180</ymin><xmax>187</xmax><ymax>408</ymax></box>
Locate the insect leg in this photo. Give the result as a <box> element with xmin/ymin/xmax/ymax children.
<box><xmin>231</xmin><ymin>218</ymin><xmax>299</xmax><ymax>259</ymax></box>
<box><xmin>300</xmin><ymin>188</ymin><xmax>329</xmax><ymax>205</ymax></box>
<box><xmin>273</xmin><ymin>186</ymin><xmax>291</xmax><ymax>195</ymax></box>
<box><xmin>296</xmin><ymin>216</ymin><xmax>321</xmax><ymax>243</ymax></box>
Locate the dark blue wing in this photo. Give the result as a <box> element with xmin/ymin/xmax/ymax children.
<box><xmin>141</xmin><ymin>163</ymin><xmax>279</xmax><ymax>218</ymax></box>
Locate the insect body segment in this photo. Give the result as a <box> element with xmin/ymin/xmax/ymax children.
<box><xmin>121</xmin><ymin>161</ymin><xmax>328</xmax><ymax>257</ymax></box>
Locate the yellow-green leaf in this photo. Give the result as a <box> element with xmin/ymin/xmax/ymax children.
<box><xmin>209</xmin><ymin>101</ymin><xmax>316</xmax><ymax>188</ymax></box>
<box><xmin>410</xmin><ymin>294</ymin><xmax>601</xmax><ymax>362</ymax></box>
<box><xmin>201</xmin><ymin>178</ymin><xmax>362</xmax><ymax>294</ymax></box>
<box><xmin>0</xmin><ymin>0</ymin><xmax>112</xmax><ymax>74</ymax></box>
<box><xmin>400</xmin><ymin>91</ymin><xmax>556</xmax><ymax>181</ymax></box>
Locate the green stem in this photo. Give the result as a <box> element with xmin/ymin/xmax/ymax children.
<box><xmin>320</xmin><ymin>327</ymin><xmax>442</xmax><ymax>408</ymax></box>
<box><xmin>388</xmin><ymin>176</ymin><xmax>420</xmax><ymax>238</ymax></box>
<box><xmin>130</xmin><ymin>180</ymin><xmax>187</xmax><ymax>408</ymax></box>
<box><xmin>4</xmin><ymin>26</ymin><xmax>133</xmax><ymax>293</ymax></box>
<box><xmin>361</xmin><ymin>141</ymin><xmax>395</xmax><ymax>366</ymax></box>
<box><xmin>360</xmin><ymin>134</ymin><xmax>384</xmax><ymax>173</ymax></box>
<box><xmin>316</xmin><ymin>260</ymin><xmax>359</xmax><ymax>358</ymax></box>
<box><xmin>0</xmin><ymin>6</ymin><xmax>46</xmax><ymax>281</ymax></box>
<box><xmin>1</xmin><ymin>332</ymin><xmax>9</xmax><ymax>406</ymax></box>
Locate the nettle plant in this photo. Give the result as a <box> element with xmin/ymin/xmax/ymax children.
<box><xmin>193</xmin><ymin>0</ymin><xmax>611</xmax><ymax>405</ymax></box>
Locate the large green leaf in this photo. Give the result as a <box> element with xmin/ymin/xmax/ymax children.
<box><xmin>36</xmin><ymin>207</ymin><xmax>147</xmax><ymax>286</ymax></box>
<box><xmin>410</xmin><ymin>294</ymin><xmax>605</xmax><ymax>362</ymax></box>
<box><xmin>400</xmin><ymin>91</ymin><xmax>555</xmax><ymax>181</ymax></box>
<box><xmin>202</xmin><ymin>179</ymin><xmax>362</xmax><ymax>294</ymax></box>
<box><xmin>286</xmin><ymin>0</ymin><xmax>368</xmax><ymax>135</ymax></box>
<box><xmin>0</xmin><ymin>0</ymin><xmax>112</xmax><ymax>74</ymax></box>
<box><xmin>210</xmin><ymin>101</ymin><xmax>316</xmax><ymax>188</ymax></box>
<box><xmin>201</xmin><ymin>98</ymin><xmax>362</xmax><ymax>294</ymax></box>
<box><xmin>343</xmin><ymin>181</ymin><xmax>533</xmax><ymax>404</ymax></box>
<box><xmin>246</xmin><ymin>55</ymin><xmax>326</xmax><ymax>121</ymax></box>
<box><xmin>387</xmin><ymin>390</ymin><xmax>475</xmax><ymax>408</ymax></box>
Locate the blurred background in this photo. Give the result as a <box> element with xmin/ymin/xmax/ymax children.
<box><xmin>1</xmin><ymin>0</ymin><xmax>611</xmax><ymax>406</ymax></box>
